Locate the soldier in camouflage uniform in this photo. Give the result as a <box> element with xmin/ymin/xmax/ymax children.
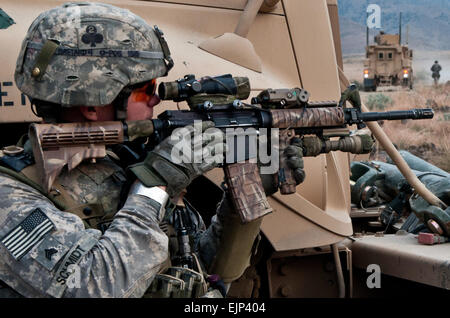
<box><xmin>0</xmin><ymin>3</ymin><xmax>305</xmax><ymax>298</ymax></box>
<box><xmin>0</xmin><ymin>2</ymin><xmax>222</xmax><ymax>298</ymax></box>
<box><xmin>431</xmin><ymin>61</ymin><xmax>442</xmax><ymax>86</ymax></box>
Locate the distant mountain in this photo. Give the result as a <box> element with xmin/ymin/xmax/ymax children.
<box><xmin>337</xmin><ymin>0</ymin><xmax>450</xmax><ymax>54</ymax></box>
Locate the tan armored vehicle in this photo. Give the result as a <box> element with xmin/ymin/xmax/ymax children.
<box><xmin>363</xmin><ymin>29</ymin><xmax>414</xmax><ymax>91</ymax></box>
<box><xmin>0</xmin><ymin>0</ymin><xmax>448</xmax><ymax>298</ymax></box>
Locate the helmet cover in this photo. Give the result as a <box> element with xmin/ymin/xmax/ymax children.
<box><xmin>15</xmin><ymin>2</ymin><xmax>172</xmax><ymax>107</ymax></box>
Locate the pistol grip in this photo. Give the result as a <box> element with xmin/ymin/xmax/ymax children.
<box><xmin>224</xmin><ymin>161</ymin><xmax>272</xmax><ymax>223</ymax></box>
<box><xmin>279</xmin><ymin>129</ymin><xmax>297</xmax><ymax>195</ymax></box>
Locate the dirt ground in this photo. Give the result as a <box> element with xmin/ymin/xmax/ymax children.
<box><xmin>343</xmin><ymin>51</ymin><xmax>450</xmax><ymax>172</ymax></box>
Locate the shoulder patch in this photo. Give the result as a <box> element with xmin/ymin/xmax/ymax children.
<box><xmin>29</xmin><ymin>235</ymin><xmax>70</xmax><ymax>271</ymax></box>
<box><xmin>1</xmin><ymin>208</ymin><xmax>55</xmax><ymax>260</ymax></box>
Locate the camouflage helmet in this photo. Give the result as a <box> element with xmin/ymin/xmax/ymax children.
<box><xmin>15</xmin><ymin>2</ymin><xmax>173</xmax><ymax>107</ymax></box>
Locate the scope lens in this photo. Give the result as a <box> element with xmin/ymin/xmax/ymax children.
<box><xmin>158</xmin><ymin>81</ymin><xmax>179</xmax><ymax>100</ymax></box>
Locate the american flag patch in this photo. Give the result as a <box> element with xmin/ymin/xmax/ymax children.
<box><xmin>1</xmin><ymin>208</ymin><xmax>55</xmax><ymax>260</ymax></box>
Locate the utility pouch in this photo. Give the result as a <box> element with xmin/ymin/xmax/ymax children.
<box><xmin>146</xmin><ymin>274</ymin><xmax>185</xmax><ymax>298</ymax></box>
<box><xmin>166</xmin><ymin>267</ymin><xmax>206</xmax><ymax>298</ymax></box>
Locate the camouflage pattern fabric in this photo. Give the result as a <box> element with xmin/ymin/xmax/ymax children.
<box><xmin>0</xmin><ymin>155</ymin><xmax>231</xmax><ymax>298</ymax></box>
<box><xmin>0</xmin><ymin>160</ymin><xmax>169</xmax><ymax>297</ymax></box>
<box><xmin>270</xmin><ymin>107</ymin><xmax>345</xmax><ymax>129</ymax></box>
<box><xmin>15</xmin><ymin>2</ymin><xmax>170</xmax><ymax>107</ymax></box>
<box><xmin>56</xmin><ymin>157</ymin><xmax>126</xmax><ymax>217</ymax></box>
<box><xmin>224</xmin><ymin>161</ymin><xmax>272</xmax><ymax>223</ymax></box>
<box><xmin>2</xmin><ymin>2</ymin><xmax>230</xmax><ymax>298</ymax></box>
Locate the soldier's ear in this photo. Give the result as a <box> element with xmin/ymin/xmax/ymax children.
<box><xmin>80</xmin><ymin>106</ymin><xmax>98</xmax><ymax>121</ymax></box>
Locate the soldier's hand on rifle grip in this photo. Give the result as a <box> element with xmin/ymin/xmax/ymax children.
<box><xmin>284</xmin><ymin>137</ymin><xmax>306</xmax><ymax>185</ymax></box>
<box><xmin>128</xmin><ymin>121</ymin><xmax>226</xmax><ymax>198</ymax></box>
<box><xmin>278</xmin><ymin>130</ymin><xmax>305</xmax><ymax>195</ymax></box>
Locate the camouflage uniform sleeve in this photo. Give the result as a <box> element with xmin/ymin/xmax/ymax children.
<box><xmin>0</xmin><ymin>173</ymin><xmax>168</xmax><ymax>298</ymax></box>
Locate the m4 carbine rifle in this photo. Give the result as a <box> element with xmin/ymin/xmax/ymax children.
<box><xmin>29</xmin><ymin>74</ymin><xmax>433</xmax><ymax>224</ymax></box>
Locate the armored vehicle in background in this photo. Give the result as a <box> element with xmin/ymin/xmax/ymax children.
<box><xmin>363</xmin><ymin>29</ymin><xmax>414</xmax><ymax>91</ymax></box>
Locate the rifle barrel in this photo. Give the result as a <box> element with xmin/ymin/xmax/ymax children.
<box><xmin>358</xmin><ymin>108</ymin><xmax>434</xmax><ymax>122</ymax></box>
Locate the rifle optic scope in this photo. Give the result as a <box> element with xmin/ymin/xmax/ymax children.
<box><xmin>158</xmin><ymin>74</ymin><xmax>250</xmax><ymax>102</ymax></box>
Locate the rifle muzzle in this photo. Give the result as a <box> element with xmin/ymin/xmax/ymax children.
<box><xmin>358</xmin><ymin>108</ymin><xmax>434</xmax><ymax>122</ymax></box>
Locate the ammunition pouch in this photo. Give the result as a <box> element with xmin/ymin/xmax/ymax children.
<box><xmin>147</xmin><ymin>266</ymin><xmax>207</xmax><ymax>298</ymax></box>
<box><xmin>146</xmin><ymin>250</ymin><xmax>211</xmax><ymax>298</ymax></box>
<box><xmin>146</xmin><ymin>273</ymin><xmax>185</xmax><ymax>298</ymax></box>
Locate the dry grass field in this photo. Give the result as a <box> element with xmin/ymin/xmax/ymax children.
<box><xmin>343</xmin><ymin>51</ymin><xmax>450</xmax><ymax>172</ymax></box>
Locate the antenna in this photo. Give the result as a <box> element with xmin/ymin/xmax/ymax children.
<box><xmin>406</xmin><ymin>24</ymin><xmax>409</xmax><ymax>45</ymax></box>
<box><xmin>366</xmin><ymin>11</ymin><xmax>369</xmax><ymax>47</ymax></box>
<box><xmin>399</xmin><ymin>12</ymin><xmax>402</xmax><ymax>45</ymax></box>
